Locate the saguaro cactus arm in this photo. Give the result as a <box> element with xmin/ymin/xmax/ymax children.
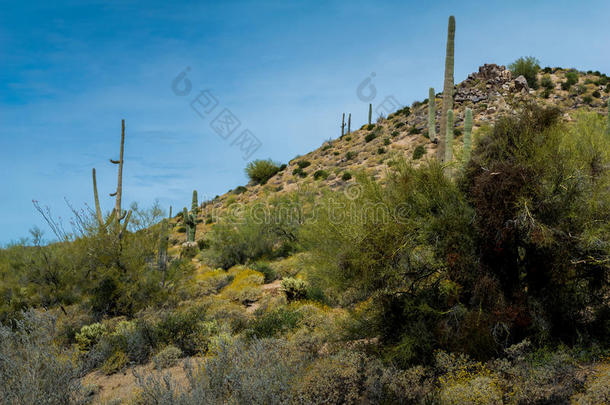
<box><xmin>428</xmin><ymin>88</ymin><xmax>436</xmax><ymax>143</ymax></box>
<box><xmin>92</xmin><ymin>168</ymin><xmax>104</xmax><ymax>227</ymax></box>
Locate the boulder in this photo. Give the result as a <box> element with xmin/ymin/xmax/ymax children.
<box><xmin>514</xmin><ymin>75</ymin><xmax>529</xmax><ymax>91</ymax></box>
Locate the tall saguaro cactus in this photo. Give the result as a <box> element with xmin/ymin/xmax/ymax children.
<box><xmin>463</xmin><ymin>108</ymin><xmax>473</xmax><ymax>165</ymax></box>
<box><xmin>368</xmin><ymin>104</ymin><xmax>372</xmax><ymax>125</ymax></box>
<box><xmin>444</xmin><ymin>110</ymin><xmax>454</xmax><ymax>165</ymax></box>
<box><xmin>183</xmin><ymin>207</ymin><xmax>196</xmax><ymax>242</ymax></box>
<box><xmin>110</xmin><ymin>120</ymin><xmax>126</xmax><ymax>224</ymax></box>
<box><xmin>158</xmin><ymin>219</ymin><xmax>169</xmax><ymax>275</ymax></box>
<box><xmin>438</xmin><ymin>16</ymin><xmax>456</xmax><ymax>161</ymax></box>
<box><xmin>428</xmin><ymin>88</ymin><xmax>436</xmax><ymax>142</ymax></box>
<box><xmin>347</xmin><ymin>113</ymin><xmax>351</xmax><ymax>134</ymax></box>
<box><xmin>91</xmin><ymin>119</ymin><xmax>131</xmax><ymax>234</ymax></box>
<box><xmin>341</xmin><ymin>113</ymin><xmax>346</xmax><ymax>137</ymax></box>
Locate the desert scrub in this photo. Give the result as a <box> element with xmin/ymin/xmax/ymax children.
<box><xmin>364</xmin><ymin>132</ymin><xmax>377</xmax><ymax>142</ymax></box>
<box><xmin>341</xmin><ymin>172</ymin><xmax>352</xmax><ymax>181</ymax></box>
<box><xmin>220</xmin><ymin>267</ymin><xmax>264</xmax><ymax>304</ymax></box>
<box><xmin>509</xmin><ymin>56</ymin><xmax>540</xmax><ymax>88</ymax></box>
<box><xmin>245</xmin><ymin>159</ymin><xmax>281</xmax><ymax>184</ymax></box>
<box><xmin>76</xmin><ymin>322</ymin><xmax>107</xmax><ymax>351</ymax></box>
<box><xmin>573</xmin><ymin>363</ymin><xmax>610</xmax><ymax>404</ymax></box>
<box><xmin>102</xmin><ymin>350</ymin><xmax>128</xmax><ymax>375</ymax></box>
<box><xmin>437</xmin><ymin>352</ymin><xmax>503</xmax><ymax>405</ymax></box>
<box><xmin>193</xmin><ymin>268</ymin><xmax>233</xmax><ymax>295</ymax></box>
<box><xmin>0</xmin><ymin>311</ymin><xmax>87</xmax><ymax>404</ymax></box>
<box><xmin>247</xmin><ymin>306</ymin><xmax>304</xmax><ymax>338</ymax></box>
<box><xmin>153</xmin><ymin>345</ymin><xmax>182</xmax><ymax>369</ymax></box>
<box><xmin>313</xmin><ymin>170</ymin><xmax>329</xmax><ymax>180</ymax></box>
<box><xmin>281</xmin><ymin>277</ymin><xmax>308</xmax><ymax>301</ymax></box>
<box><xmin>137</xmin><ymin>338</ymin><xmax>308</xmax><ymax>405</ymax></box>
<box><xmin>412</xmin><ymin>145</ymin><xmax>426</xmax><ymax>160</ymax></box>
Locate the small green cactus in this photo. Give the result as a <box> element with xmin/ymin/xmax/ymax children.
<box><xmin>428</xmin><ymin>88</ymin><xmax>436</xmax><ymax>142</ymax></box>
<box><xmin>368</xmin><ymin>103</ymin><xmax>372</xmax><ymax>125</ymax></box>
<box><xmin>445</xmin><ymin>109</ymin><xmax>454</xmax><ymax>164</ymax></box>
<box><xmin>463</xmin><ymin>108</ymin><xmax>473</xmax><ymax>164</ymax></box>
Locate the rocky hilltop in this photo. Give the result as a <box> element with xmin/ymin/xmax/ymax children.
<box><xmin>170</xmin><ymin>64</ymin><xmax>609</xmax><ymax>243</ymax></box>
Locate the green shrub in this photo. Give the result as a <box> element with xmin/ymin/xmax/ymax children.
<box><xmin>563</xmin><ymin>71</ymin><xmax>579</xmax><ymax>90</ymax></box>
<box><xmin>297</xmin><ymin>160</ymin><xmax>311</xmax><ymax>169</ymax></box>
<box><xmin>542</xmin><ymin>88</ymin><xmax>551</xmax><ymax>98</ymax></box>
<box><xmin>408</xmin><ymin>126</ymin><xmax>421</xmax><ymax>135</ymax></box>
<box><xmin>248</xmin><ymin>307</ymin><xmax>303</xmax><ymax>338</ymax></box>
<box><xmin>292</xmin><ymin>167</ymin><xmax>307</xmax><ymax>177</ymax></box>
<box><xmin>203</xmin><ymin>195</ymin><xmax>304</xmax><ymax>269</ymax></box>
<box><xmin>509</xmin><ymin>56</ymin><xmax>540</xmax><ymax>88</ymax></box>
<box><xmin>384</xmin><ymin>138</ymin><xmax>391</xmax><ymax>145</ymax></box>
<box><xmin>280</xmin><ymin>277</ymin><xmax>308</xmax><ymax>301</ymax></box>
<box><xmin>341</xmin><ymin>172</ymin><xmax>352</xmax><ymax>181</ymax></box>
<box><xmin>102</xmin><ymin>350</ymin><xmax>128</xmax><ymax>375</ymax></box>
<box><xmin>233</xmin><ymin>185</ymin><xmax>247</xmax><ymax>194</ymax></box>
<box><xmin>592</xmin><ymin>90</ymin><xmax>601</xmax><ymax>98</ymax></box>
<box><xmin>245</xmin><ymin>159</ymin><xmax>281</xmax><ymax>184</ymax></box>
<box><xmin>76</xmin><ymin>322</ymin><xmax>107</xmax><ymax>351</ymax></box>
<box><xmin>153</xmin><ymin>345</ymin><xmax>182</xmax><ymax>369</ymax></box>
<box><xmin>345</xmin><ymin>151</ymin><xmax>356</xmax><ymax>160</ymax></box>
<box><xmin>377</xmin><ymin>147</ymin><xmax>386</xmax><ymax>154</ymax></box>
<box><xmin>364</xmin><ymin>133</ymin><xmax>377</xmax><ymax>142</ymax></box>
<box><xmin>313</xmin><ymin>170</ymin><xmax>329</xmax><ymax>180</ymax></box>
<box><xmin>583</xmin><ymin>95</ymin><xmax>593</xmax><ymax>104</ymax></box>
<box><xmin>412</xmin><ymin>145</ymin><xmax>426</xmax><ymax>160</ymax></box>
<box><xmin>366</xmin><ymin>124</ymin><xmax>375</xmax><ymax>130</ymax></box>
<box><xmin>540</xmin><ymin>75</ymin><xmax>554</xmax><ymax>90</ymax></box>
<box><xmin>252</xmin><ymin>262</ymin><xmax>277</xmax><ymax>283</ymax></box>
<box><xmin>463</xmin><ymin>105</ymin><xmax>610</xmax><ymax>343</ymax></box>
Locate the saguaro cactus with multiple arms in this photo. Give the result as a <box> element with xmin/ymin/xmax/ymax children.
<box><xmin>428</xmin><ymin>88</ymin><xmax>436</xmax><ymax>143</ymax></box>
<box><xmin>438</xmin><ymin>16</ymin><xmax>456</xmax><ymax>161</ymax></box>
<box><xmin>368</xmin><ymin>104</ymin><xmax>372</xmax><ymax>125</ymax></box>
<box><xmin>463</xmin><ymin>108</ymin><xmax>473</xmax><ymax>165</ymax></box>
<box><xmin>91</xmin><ymin>119</ymin><xmax>131</xmax><ymax>234</ymax></box>
<box><xmin>445</xmin><ymin>110</ymin><xmax>454</xmax><ymax>164</ymax></box>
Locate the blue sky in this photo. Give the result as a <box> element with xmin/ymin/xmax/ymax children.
<box><xmin>1</xmin><ymin>0</ymin><xmax>609</xmax><ymax>243</ymax></box>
